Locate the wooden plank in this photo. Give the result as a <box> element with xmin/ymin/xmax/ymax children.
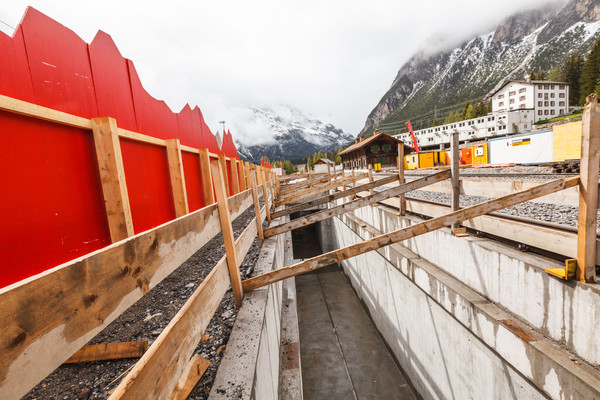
<box><xmin>166</xmin><ymin>139</ymin><xmax>190</xmax><ymax>218</ymax></box>
<box><xmin>64</xmin><ymin>341</ymin><xmax>148</xmax><ymax>364</ymax></box>
<box><xmin>219</xmin><ymin>156</ymin><xmax>230</xmax><ymax>197</ymax></box>
<box><xmin>0</xmin><ymin>203</ymin><xmax>222</xmax><ymax>400</ymax></box>
<box><xmin>227</xmin><ymin>189</ymin><xmax>254</xmax><ymax>222</ymax></box>
<box><xmin>199</xmin><ymin>148</ymin><xmax>215</xmax><ymax>206</ymax></box>
<box><xmin>238</xmin><ymin>160</ymin><xmax>246</xmax><ymax>191</ymax></box>
<box><xmin>450</xmin><ymin>130</ymin><xmax>460</xmax><ymax>229</ymax></box>
<box><xmin>91</xmin><ymin>117</ymin><xmax>134</xmax><ymax>242</ymax></box>
<box><xmin>267</xmin><ymin>169</ymin><xmax>276</xmax><ymax>204</ymax></box>
<box><xmin>179</xmin><ymin>144</ymin><xmax>198</xmax><ymax>153</ymax></box>
<box><xmin>367</xmin><ymin>166</ymin><xmax>375</xmax><ymax>197</ymax></box>
<box><xmin>257</xmin><ymin>166</ymin><xmax>272</xmax><ymax>223</ymax></box>
<box><xmin>168</xmin><ymin>354</ymin><xmax>210</xmax><ymax>400</ymax></box>
<box><xmin>271</xmin><ymin>174</ymin><xmax>398</xmax><ymax>219</ymax></box>
<box><xmin>117</xmin><ymin>127</ymin><xmax>167</xmax><ymax>147</ymax></box>
<box><xmin>211</xmin><ymin>156</ymin><xmax>244</xmax><ymax>308</ymax></box>
<box><xmin>244</xmin><ymin>177</ymin><xmax>579</xmax><ymax>291</ymax></box>
<box><xmin>109</xmin><ymin>256</ymin><xmax>230</xmax><ymax>400</ymax></box>
<box><xmin>230</xmin><ymin>157</ymin><xmax>240</xmax><ymax>195</ymax></box>
<box><xmin>0</xmin><ymin>93</ymin><xmax>92</xmax><ymax>129</ymax></box>
<box><xmin>250</xmin><ymin>169</ymin><xmax>265</xmax><ymax>245</ymax></box>
<box><xmin>244</xmin><ymin>161</ymin><xmax>252</xmax><ymax>190</ymax></box>
<box><xmin>577</xmin><ymin>94</ymin><xmax>600</xmax><ymax>283</ymax></box>
<box><xmin>276</xmin><ymin>174</ymin><xmax>364</xmax><ymax>207</ymax></box>
<box><xmin>264</xmin><ymin>170</ymin><xmax>451</xmax><ymax>238</ymax></box>
<box><xmin>398</xmin><ymin>144</ymin><xmax>406</xmax><ymax>216</ymax></box>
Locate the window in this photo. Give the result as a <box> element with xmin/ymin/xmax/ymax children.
<box><xmin>559</xmin><ymin>101</ymin><xmax>565</xmax><ymax>106</ymax></box>
<box><xmin>519</xmin><ymin>104</ymin><xmax>526</xmax><ymax>109</ymax></box>
<box><xmin>538</xmin><ymin>93</ymin><xmax>542</xmax><ymax>98</ymax></box>
<box><xmin>497</xmin><ymin>94</ymin><xmax>504</xmax><ymax>99</ymax></box>
<box><xmin>519</xmin><ymin>88</ymin><xmax>526</xmax><ymax>93</ymax></box>
<box><xmin>372</xmin><ymin>144</ymin><xmax>379</xmax><ymax>152</ymax></box>
<box><xmin>538</xmin><ymin>110</ymin><xmax>543</xmax><ymax>115</ymax></box>
<box><xmin>382</xmin><ymin>144</ymin><xmax>390</xmax><ymax>151</ymax></box>
<box><xmin>498</xmin><ymin>101</ymin><xmax>504</xmax><ymax>107</ymax></box>
<box><xmin>509</xmin><ymin>90</ymin><xmax>516</xmax><ymax>95</ymax></box>
<box><xmin>544</xmin><ymin>101</ymin><xmax>549</xmax><ymax>106</ymax></box>
<box><xmin>551</xmin><ymin>110</ymin><xmax>555</xmax><ymax>115</ymax></box>
<box><xmin>538</xmin><ymin>101</ymin><xmax>542</xmax><ymax>107</ymax></box>
<box><xmin>544</xmin><ymin>93</ymin><xmax>549</xmax><ymax>100</ymax></box>
<box><xmin>545</xmin><ymin>110</ymin><xmax>549</xmax><ymax>115</ymax></box>
<box><xmin>544</xmin><ymin>85</ymin><xmax>549</xmax><ymax>90</ymax></box>
<box><xmin>519</xmin><ymin>96</ymin><xmax>526</xmax><ymax>101</ymax></box>
<box><xmin>551</xmin><ymin>85</ymin><xmax>555</xmax><ymax>90</ymax></box>
<box><xmin>559</xmin><ymin>85</ymin><xmax>565</xmax><ymax>90</ymax></box>
<box><xmin>559</xmin><ymin>93</ymin><xmax>565</xmax><ymax>98</ymax></box>
<box><xmin>510</xmin><ymin>99</ymin><xmax>515</xmax><ymax>104</ymax></box>
<box><xmin>551</xmin><ymin>93</ymin><xmax>555</xmax><ymax>98</ymax></box>
<box><xmin>551</xmin><ymin>101</ymin><xmax>555</xmax><ymax>106</ymax></box>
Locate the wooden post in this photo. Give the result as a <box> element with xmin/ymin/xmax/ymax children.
<box><xmin>219</xmin><ymin>156</ymin><xmax>230</xmax><ymax>197</ymax></box>
<box><xmin>198</xmin><ymin>148</ymin><xmax>215</xmax><ymax>206</ymax></box>
<box><xmin>211</xmin><ymin>156</ymin><xmax>244</xmax><ymax>308</ymax></box>
<box><xmin>397</xmin><ymin>143</ymin><xmax>406</xmax><ymax>216</ymax></box>
<box><xmin>238</xmin><ymin>160</ymin><xmax>246</xmax><ymax>191</ymax></box>
<box><xmin>91</xmin><ymin>117</ymin><xmax>134</xmax><ymax>242</ymax></box>
<box><xmin>327</xmin><ymin>162</ymin><xmax>331</xmax><ymax>175</ymax></box>
<box><xmin>250</xmin><ymin>167</ymin><xmax>265</xmax><ymax>245</ymax></box>
<box><xmin>368</xmin><ymin>165</ymin><xmax>375</xmax><ymax>197</ymax></box>
<box><xmin>166</xmin><ymin>139</ymin><xmax>190</xmax><ymax>218</ymax></box>
<box><xmin>257</xmin><ymin>167</ymin><xmax>272</xmax><ymax>223</ymax></box>
<box><xmin>450</xmin><ymin>130</ymin><xmax>460</xmax><ymax>230</ymax></box>
<box><xmin>244</xmin><ymin>161</ymin><xmax>252</xmax><ymax>190</ymax></box>
<box><xmin>268</xmin><ymin>170</ymin><xmax>276</xmax><ymax>204</ymax></box>
<box><xmin>577</xmin><ymin>94</ymin><xmax>600</xmax><ymax>283</ymax></box>
<box><xmin>230</xmin><ymin>157</ymin><xmax>240</xmax><ymax>195</ymax></box>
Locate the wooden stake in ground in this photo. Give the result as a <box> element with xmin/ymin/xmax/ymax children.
<box><xmin>257</xmin><ymin>166</ymin><xmax>271</xmax><ymax>223</ymax></box>
<box><xmin>199</xmin><ymin>148</ymin><xmax>215</xmax><ymax>206</ymax></box>
<box><xmin>244</xmin><ymin>177</ymin><xmax>579</xmax><ymax>291</ymax></box>
<box><xmin>397</xmin><ymin>143</ymin><xmax>406</xmax><ymax>216</ymax></box>
<box><xmin>211</xmin><ymin>155</ymin><xmax>244</xmax><ymax>308</ymax></box>
<box><xmin>250</xmin><ymin>167</ymin><xmax>265</xmax><ymax>245</ymax></box>
<box><xmin>577</xmin><ymin>94</ymin><xmax>600</xmax><ymax>283</ymax></box>
<box><xmin>166</xmin><ymin>139</ymin><xmax>190</xmax><ymax>218</ymax></box>
<box><xmin>91</xmin><ymin>117</ymin><xmax>134</xmax><ymax>242</ymax></box>
<box><xmin>450</xmin><ymin>130</ymin><xmax>460</xmax><ymax>230</ymax></box>
<box><xmin>368</xmin><ymin>165</ymin><xmax>375</xmax><ymax>196</ymax></box>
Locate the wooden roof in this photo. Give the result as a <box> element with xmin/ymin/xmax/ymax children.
<box><xmin>339</xmin><ymin>133</ymin><xmax>412</xmax><ymax>156</ymax></box>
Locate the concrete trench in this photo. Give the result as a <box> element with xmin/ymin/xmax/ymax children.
<box><xmin>211</xmin><ymin>199</ymin><xmax>600</xmax><ymax>400</ymax></box>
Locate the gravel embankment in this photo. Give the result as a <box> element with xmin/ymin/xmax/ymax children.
<box><xmin>25</xmin><ymin>205</ymin><xmax>263</xmax><ymax>400</ymax></box>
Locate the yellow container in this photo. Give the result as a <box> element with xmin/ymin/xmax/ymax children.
<box><xmin>406</xmin><ymin>153</ymin><xmax>419</xmax><ymax>170</ymax></box>
<box><xmin>418</xmin><ymin>152</ymin><xmax>434</xmax><ymax>169</ymax></box>
<box><xmin>472</xmin><ymin>144</ymin><xmax>488</xmax><ymax>165</ymax></box>
<box><xmin>553</xmin><ymin>121</ymin><xmax>582</xmax><ymax>162</ymax></box>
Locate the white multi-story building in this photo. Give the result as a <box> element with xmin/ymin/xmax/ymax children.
<box><xmin>394</xmin><ymin>109</ymin><xmax>534</xmax><ymax>150</ymax></box>
<box><xmin>491</xmin><ymin>80</ymin><xmax>569</xmax><ymax>122</ymax></box>
<box><xmin>392</xmin><ymin>80</ymin><xmax>569</xmax><ymax>150</ymax></box>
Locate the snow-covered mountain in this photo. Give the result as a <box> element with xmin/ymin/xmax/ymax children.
<box><xmin>361</xmin><ymin>0</ymin><xmax>600</xmax><ymax>136</ymax></box>
<box><xmin>235</xmin><ymin>106</ymin><xmax>354</xmax><ymax>162</ymax></box>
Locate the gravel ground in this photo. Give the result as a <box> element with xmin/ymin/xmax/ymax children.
<box><xmin>25</xmin><ymin>205</ymin><xmax>264</xmax><ymax>400</ymax></box>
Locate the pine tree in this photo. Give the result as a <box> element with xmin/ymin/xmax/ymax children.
<box><xmin>561</xmin><ymin>53</ymin><xmax>584</xmax><ymax>106</ymax></box>
<box><xmin>580</xmin><ymin>36</ymin><xmax>600</xmax><ymax>105</ymax></box>
<box><xmin>461</xmin><ymin>100</ymin><xmax>472</xmax><ymax>119</ymax></box>
<box><xmin>464</xmin><ymin>104</ymin><xmax>475</xmax><ymax>120</ymax></box>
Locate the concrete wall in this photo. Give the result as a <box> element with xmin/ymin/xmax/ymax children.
<box><xmin>210</xmin><ymin>223</ymin><xmax>287</xmax><ymax>400</ymax></box>
<box><xmin>322</xmin><ymin>201</ymin><xmax>600</xmax><ymax>400</ymax></box>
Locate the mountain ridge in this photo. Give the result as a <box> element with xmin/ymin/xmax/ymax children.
<box><xmin>361</xmin><ymin>0</ymin><xmax>600</xmax><ymax>137</ymax></box>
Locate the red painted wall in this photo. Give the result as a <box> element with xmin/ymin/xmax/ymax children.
<box><xmin>0</xmin><ymin>7</ymin><xmax>241</xmax><ymax>288</ymax></box>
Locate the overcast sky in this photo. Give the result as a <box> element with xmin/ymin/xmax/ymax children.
<box><xmin>0</xmin><ymin>0</ymin><xmax>563</xmax><ymax>144</ymax></box>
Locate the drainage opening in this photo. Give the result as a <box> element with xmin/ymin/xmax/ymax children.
<box><xmin>290</xmin><ymin>210</ymin><xmax>322</xmax><ymax>259</ymax></box>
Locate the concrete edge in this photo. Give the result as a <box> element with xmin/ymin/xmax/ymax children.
<box><xmin>209</xmin><ymin>216</ymin><xmax>286</xmax><ymax>400</ymax></box>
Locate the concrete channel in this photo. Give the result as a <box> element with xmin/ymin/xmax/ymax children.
<box><xmin>292</xmin><ymin>219</ymin><xmax>416</xmax><ymax>399</ymax></box>
<box><xmin>211</xmin><ymin>196</ymin><xmax>600</xmax><ymax>399</ymax></box>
